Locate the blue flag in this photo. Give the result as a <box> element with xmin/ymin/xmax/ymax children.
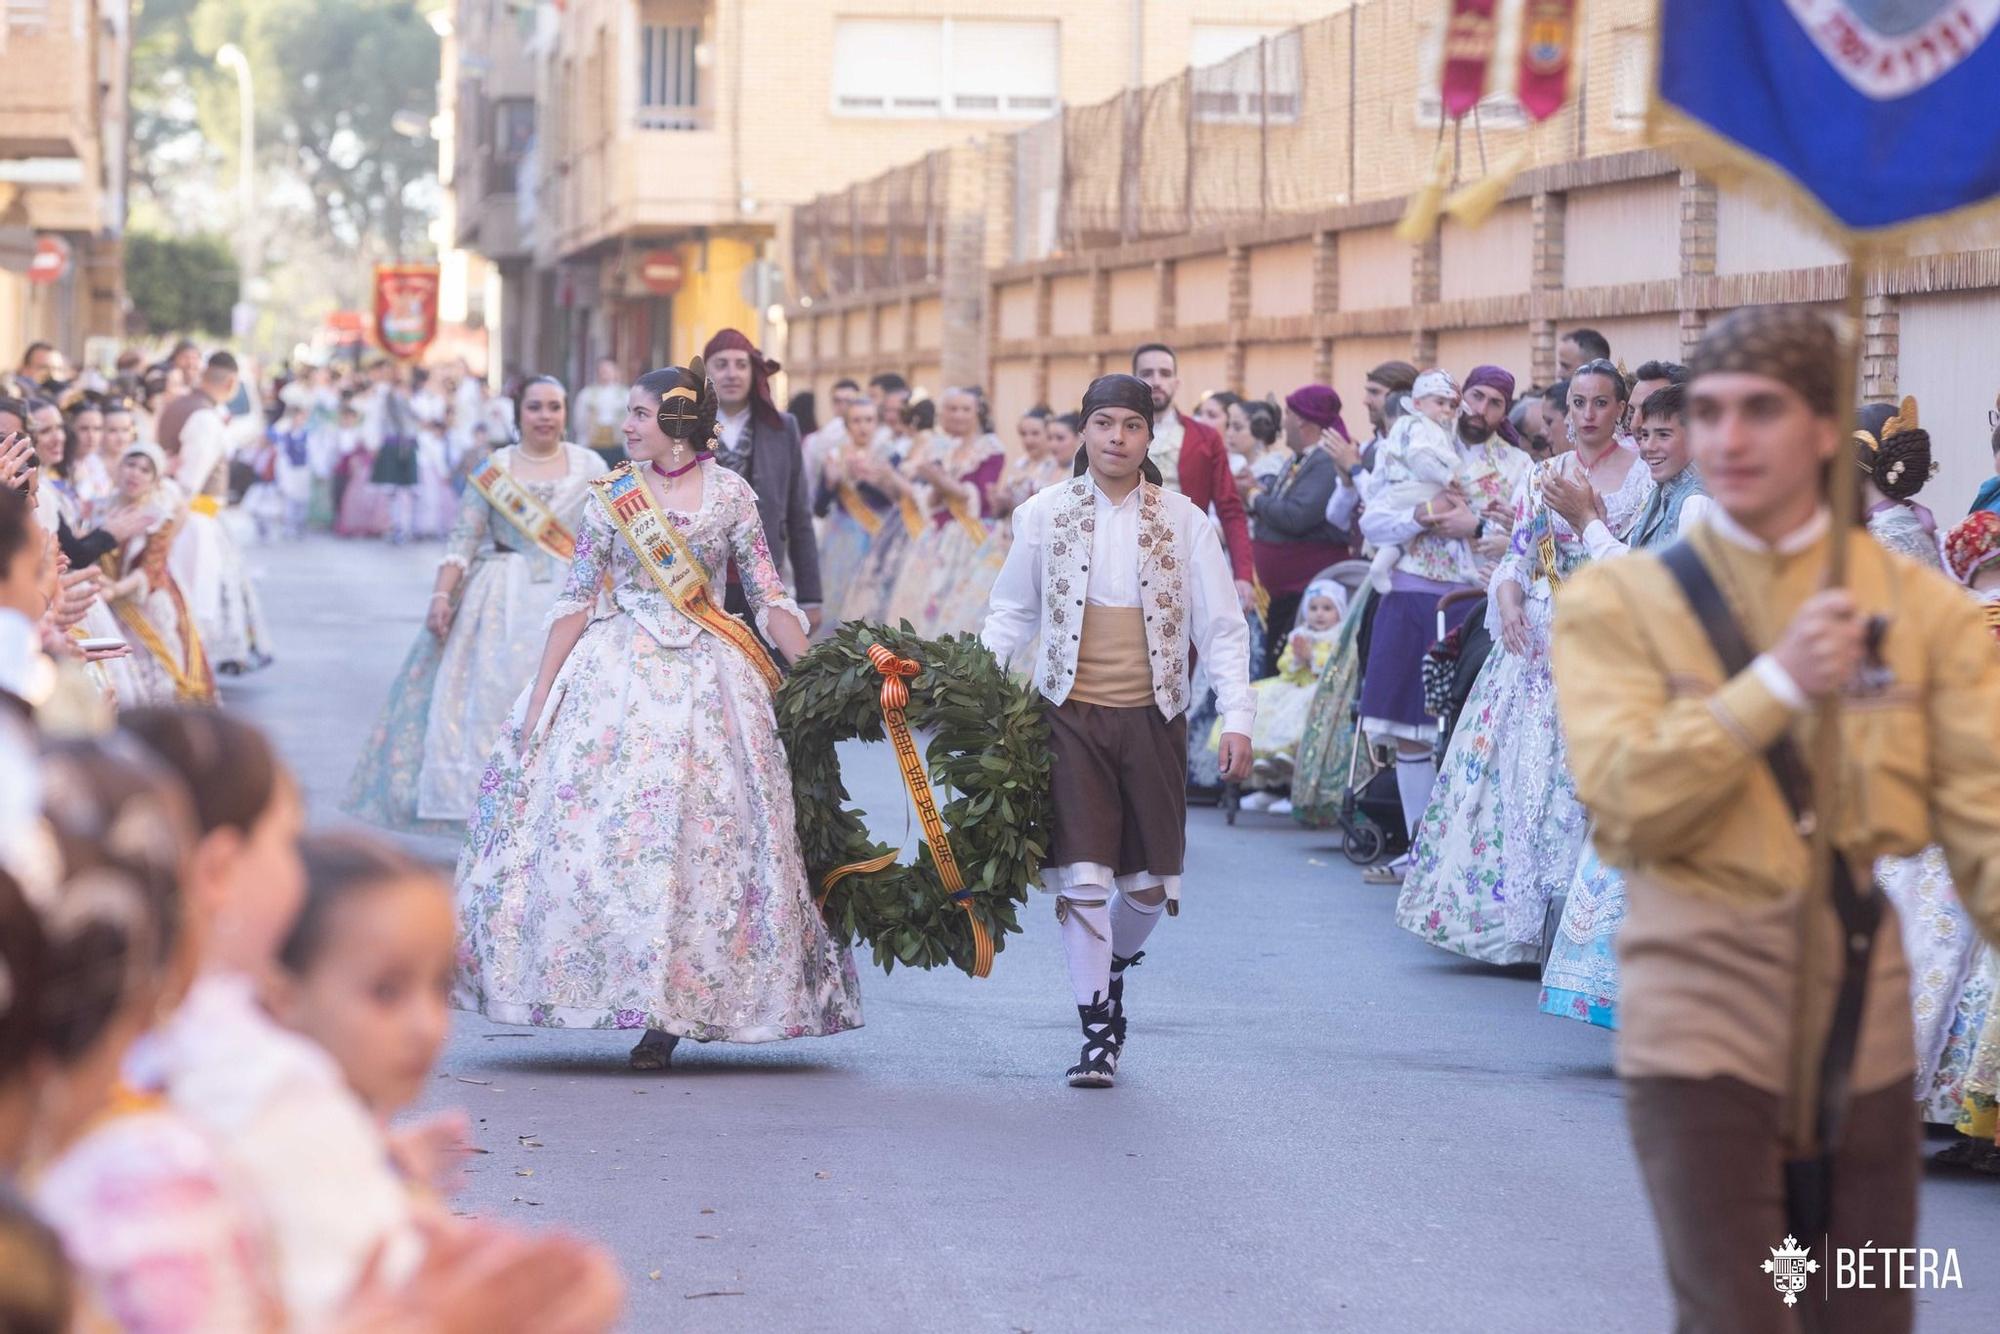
<box><xmin>1657</xmin><ymin>0</ymin><xmax>2000</xmax><ymax>234</ymax></box>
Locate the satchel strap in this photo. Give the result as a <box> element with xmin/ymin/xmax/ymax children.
<box><xmin>1658</xmin><ymin>541</ymin><xmax>1817</xmax><ymax>829</ymax></box>
<box><xmin>1657</xmin><ymin>537</ymin><xmax>1882</xmax><ymax>1213</ymax></box>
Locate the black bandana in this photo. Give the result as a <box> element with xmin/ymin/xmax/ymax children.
<box><xmin>1081</xmin><ymin>373</ymin><xmax>1154</xmax><ymax>423</ymax></box>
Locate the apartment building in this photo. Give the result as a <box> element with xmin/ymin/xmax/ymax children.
<box><xmin>0</xmin><ymin>0</ymin><xmax>130</xmax><ymax>368</ymax></box>
<box><xmin>444</xmin><ymin>0</ymin><xmax>1344</xmax><ymax>388</ymax></box>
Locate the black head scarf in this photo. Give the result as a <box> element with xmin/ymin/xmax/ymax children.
<box><xmin>1072</xmin><ymin>374</ymin><xmax>1165</xmax><ymax>485</ymax></box>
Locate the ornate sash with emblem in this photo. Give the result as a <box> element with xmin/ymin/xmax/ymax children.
<box><xmin>593</xmin><ymin>464</ymin><xmax>783</xmax><ymax>693</ymax></box>
<box><xmin>943</xmin><ymin>495</ymin><xmax>989</xmax><ymax>545</ymax></box>
<box><xmin>836</xmin><ymin>483</ymin><xmax>885</xmax><ymax>537</ymax></box>
<box><xmin>470</xmin><ymin>457</ymin><xmax>578</xmax><ymax>561</ymax></box>
<box><xmin>113</xmin><ymin>585</ymin><xmax>213</xmax><ymax>703</ymax></box>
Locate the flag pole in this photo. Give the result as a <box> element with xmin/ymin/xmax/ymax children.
<box><xmin>1785</xmin><ymin>257</ymin><xmax>1870</xmax><ymax>1154</ymax></box>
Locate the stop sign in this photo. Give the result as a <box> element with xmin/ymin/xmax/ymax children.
<box><xmin>27</xmin><ymin>235</ymin><xmax>70</xmax><ymax>285</ymax></box>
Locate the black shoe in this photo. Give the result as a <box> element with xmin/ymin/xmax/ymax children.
<box><xmin>1106</xmin><ymin>951</ymin><xmax>1145</xmax><ymax>1071</ymax></box>
<box><xmin>1065</xmin><ymin>995</ymin><xmax>1117</xmax><ymax>1088</ymax></box>
<box><xmin>628</xmin><ymin>1030</ymin><xmax>679</xmax><ymax>1071</ymax></box>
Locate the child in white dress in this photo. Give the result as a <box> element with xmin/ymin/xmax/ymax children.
<box><xmin>1365</xmin><ymin>370</ymin><xmax>1461</xmax><ymax>594</ymax></box>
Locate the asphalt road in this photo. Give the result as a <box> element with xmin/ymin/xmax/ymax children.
<box><xmin>228</xmin><ymin>532</ymin><xmax>1993</xmax><ymax>1332</ymax></box>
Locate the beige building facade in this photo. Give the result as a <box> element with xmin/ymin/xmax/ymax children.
<box><xmin>782</xmin><ymin>0</ymin><xmax>2000</xmax><ymax>519</ymax></box>
<box><xmin>444</xmin><ymin>0</ymin><xmax>1345</xmax><ymax>391</ymax></box>
<box><xmin>0</xmin><ymin>0</ymin><xmax>130</xmax><ymax>371</ymax></box>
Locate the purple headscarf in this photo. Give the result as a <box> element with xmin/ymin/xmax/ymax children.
<box><xmin>1284</xmin><ymin>384</ymin><xmax>1350</xmax><ymax>442</ymax></box>
<box><xmin>1461</xmin><ymin>364</ymin><xmax>1521</xmax><ymax>449</ymax></box>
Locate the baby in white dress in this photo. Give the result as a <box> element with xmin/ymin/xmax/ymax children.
<box><xmin>1366</xmin><ymin>370</ymin><xmax>1461</xmax><ymax>594</ymax></box>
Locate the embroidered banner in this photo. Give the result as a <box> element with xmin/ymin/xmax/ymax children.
<box><xmin>1656</xmin><ymin>0</ymin><xmax>2000</xmax><ymax>237</ymax></box>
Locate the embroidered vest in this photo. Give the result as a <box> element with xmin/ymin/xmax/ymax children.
<box><xmin>1630</xmin><ymin>465</ymin><xmax>1703</xmax><ymax>552</ymax></box>
<box><xmin>1036</xmin><ymin>478</ymin><xmax>1189</xmax><ymax>720</ymax></box>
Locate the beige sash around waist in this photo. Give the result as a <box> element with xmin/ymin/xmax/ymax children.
<box><xmin>1069</xmin><ymin>606</ymin><xmax>1155</xmax><ymax>708</ymax></box>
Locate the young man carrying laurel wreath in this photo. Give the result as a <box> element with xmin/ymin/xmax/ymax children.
<box><xmin>982</xmin><ymin>373</ymin><xmax>1254</xmax><ymax>1088</ymax></box>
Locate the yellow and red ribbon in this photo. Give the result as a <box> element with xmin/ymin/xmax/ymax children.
<box><xmin>820</xmin><ymin>642</ymin><xmax>995</xmax><ymax>978</ymax></box>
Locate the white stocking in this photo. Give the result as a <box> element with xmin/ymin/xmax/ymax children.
<box><xmin>1395</xmin><ymin>753</ymin><xmax>1436</xmax><ymax>852</ymax></box>
<box><xmin>1056</xmin><ymin>895</ymin><xmax>1112</xmax><ymax>1008</ymax></box>
<box><xmin>1110</xmin><ymin>890</ymin><xmax>1165</xmax><ymax>963</ymax></box>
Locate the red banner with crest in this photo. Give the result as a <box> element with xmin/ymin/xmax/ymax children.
<box><xmin>1516</xmin><ymin>0</ymin><xmax>1580</xmax><ymax>122</ymax></box>
<box><xmin>372</xmin><ymin>264</ymin><xmax>441</xmax><ymax>362</ymax></box>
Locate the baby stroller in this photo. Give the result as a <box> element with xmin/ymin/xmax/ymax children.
<box><xmin>1334</xmin><ymin>723</ymin><xmax>1408</xmax><ymax>865</ymax></box>
<box><xmin>1222</xmin><ymin>560</ymin><xmax>1373</xmax><ymax>825</ymax></box>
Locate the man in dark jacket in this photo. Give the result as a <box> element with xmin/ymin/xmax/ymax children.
<box><xmin>703</xmin><ymin>329</ymin><xmax>822</xmax><ymax>632</ymax></box>
<box><xmin>1242</xmin><ymin>384</ymin><xmax>1354</xmax><ymax>673</ymax></box>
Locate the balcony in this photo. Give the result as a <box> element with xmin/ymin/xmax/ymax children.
<box><xmin>539</xmin><ymin>126</ymin><xmax>734</xmax><ymax>263</ymax></box>
<box><xmin>0</xmin><ymin>0</ymin><xmax>98</xmax><ymax>161</ymax></box>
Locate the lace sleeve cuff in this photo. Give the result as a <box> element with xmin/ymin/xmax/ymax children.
<box><xmin>754</xmin><ymin>600</ymin><xmax>811</xmax><ymax>642</ymax></box>
<box><xmin>437</xmin><ymin>553</ymin><xmax>470</xmax><ymax>573</ymax></box>
<box><xmin>543</xmin><ymin>597</ymin><xmax>595</xmax><ymax>628</ymax></box>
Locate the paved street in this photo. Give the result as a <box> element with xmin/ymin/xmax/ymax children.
<box><xmin>228</xmin><ymin>533</ymin><xmax>1992</xmax><ymax>1332</ymax></box>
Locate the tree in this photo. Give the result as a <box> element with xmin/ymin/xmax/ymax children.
<box><xmin>131</xmin><ymin>0</ymin><xmax>441</xmax><ymax>258</ymax></box>
<box><xmin>124</xmin><ymin>232</ymin><xmax>240</xmax><ymax>337</ymax></box>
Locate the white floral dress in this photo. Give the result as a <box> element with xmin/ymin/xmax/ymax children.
<box><xmin>453</xmin><ymin>461</ymin><xmax>864</xmax><ymax>1042</ymax></box>
<box><xmin>345</xmin><ymin>444</ymin><xmax>605</xmax><ymax>833</ymax></box>
<box><xmin>1394</xmin><ymin>450</ymin><xmax>1651</xmax><ymax>965</ymax></box>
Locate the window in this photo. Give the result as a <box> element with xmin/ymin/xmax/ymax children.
<box><xmin>1190</xmin><ymin>25</ymin><xmax>1302</xmax><ymax>125</ymax></box>
<box><xmin>832</xmin><ymin>18</ymin><xmax>1058</xmax><ymax>119</ymax></box>
<box><xmin>1415</xmin><ymin>21</ymin><xmax>1528</xmax><ymax>129</ymax></box>
<box><xmin>1611</xmin><ymin>27</ymin><xmax>1651</xmax><ymax>131</ymax></box>
<box><xmin>639</xmin><ymin>23</ymin><xmax>702</xmax><ymax>130</ymax></box>
<box><xmin>492</xmin><ymin>97</ymin><xmax>535</xmax><ymax>175</ymax></box>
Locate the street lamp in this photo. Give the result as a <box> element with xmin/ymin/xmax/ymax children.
<box><xmin>216</xmin><ymin>42</ymin><xmax>259</xmax><ymax>341</ymax></box>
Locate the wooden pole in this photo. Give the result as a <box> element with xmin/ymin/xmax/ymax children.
<box><xmin>1785</xmin><ymin>258</ymin><xmax>1869</xmax><ymax>1154</ymax></box>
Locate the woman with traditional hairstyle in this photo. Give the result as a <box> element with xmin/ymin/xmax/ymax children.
<box><xmin>0</xmin><ymin>867</ymin><xmax>71</xmax><ymax>1334</ymax></box>
<box><xmin>346</xmin><ymin>375</ymin><xmax>606</xmax><ymax>834</ymax></box>
<box><xmin>841</xmin><ymin>396</ymin><xmax>926</xmax><ymax>627</ymax></box>
<box><xmin>101</xmin><ymin>441</ymin><xmax>212</xmax><ymax>705</ymax></box>
<box><xmin>1856</xmin><ymin>397</ymin><xmax>1941</xmax><ymax>565</ymax></box>
<box><xmin>454</xmin><ymin>358</ymin><xmax>862</xmax><ymax>1070</ymax></box>
<box><xmin>810</xmin><ymin>392</ymin><xmax>888</xmax><ymax>632</ymax></box>
<box><xmin>27</xmin><ymin>737</ymin><xmax>283</xmax><ymax>1332</ymax></box>
<box><xmin>1394</xmin><ymin>358</ymin><xmax>1649</xmax><ymax>964</ymax></box>
<box><xmin>1539</xmin><ymin>382</ymin><xmax>1712</xmax><ymax>1029</ymax></box>
<box><xmin>878</xmin><ymin>386</ymin><xmax>1007</xmax><ymax>637</ymax></box>
<box><xmin>1940</xmin><ymin>510</ymin><xmax>2000</xmax><ymax>1169</ymax></box>
<box><xmin>1852</xmin><ymin>400</ymin><xmax>1993</xmax><ymax>1129</ymax></box>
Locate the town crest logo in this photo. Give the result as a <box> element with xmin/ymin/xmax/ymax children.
<box><xmin>1762</xmin><ymin>1234</ymin><xmax>1820</xmax><ymax>1307</ymax></box>
<box><xmin>1781</xmin><ymin>0</ymin><xmax>2000</xmax><ymax>98</ymax></box>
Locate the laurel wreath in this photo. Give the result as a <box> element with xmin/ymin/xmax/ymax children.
<box><xmin>777</xmin><ymin>622</ymin><xmax>1051</xmax><ymax>976</ymax></box>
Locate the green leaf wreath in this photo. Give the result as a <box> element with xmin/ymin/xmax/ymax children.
<box><xmin>777</xmin><ymin>622</ymin><xmax>1051</xmax><ymax>976</ymax></box>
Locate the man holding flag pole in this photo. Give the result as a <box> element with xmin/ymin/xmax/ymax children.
<box><xmin>1532</xmin><ymin>2</ymin><xmax>2000</xmax><ymax>1328</ymax></box>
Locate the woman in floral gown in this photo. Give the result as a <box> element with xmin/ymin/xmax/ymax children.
<box><xmin>101</xmin><ymin>442</ymin><xmax>214</xmax><ymax>706</ymax></box>
<box><xmin>1394</xmin><ymin>363</ymin><xmax>1649</xmax><ymax>965</ymax></box>
<box><xmin>810</xmin><ymin>394</ymin><xmax>890</xmax><ymax>632</ymax></box>
<box><xmin>346</xmin><ymin>377</ymin><xmax>606</xmax><ymax>835</ymax></box>
<box><xmin>879</xmin><ymin>388</ymin><xmax>1006</xmax><ymax>637</ymax></box>
<box><xmin>1538</xmin><ymin>383</ymin><xmax>1711</xmax><ymax>1027</ymax></box>
<box><xmin>1853</xmin><ymin>403</ymin><xmax>1998</xmax><ymax>1132</ymax></box>
<box><xmin>454</xmin><ymin>362</ymin><xmax>862</xmax><ymax>1070</ymax></box>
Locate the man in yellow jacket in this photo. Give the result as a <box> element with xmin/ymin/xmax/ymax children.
<box><xmin>1553</xmin><ymin>304</ymin><xmax>2000</xmax><ymax>1334</ymax></box>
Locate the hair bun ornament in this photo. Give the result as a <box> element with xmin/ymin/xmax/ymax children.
<box><xmin>1882</xmin><ymin>394</ymin><xmax>1919</xmax><ymax>439</ymax></box>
